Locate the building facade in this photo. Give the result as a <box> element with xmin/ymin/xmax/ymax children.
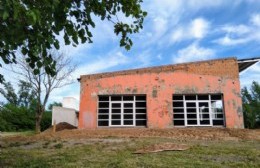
<box><xmin>78</xmin><ymin>58</ymin><xmax>245</xmax><ymax>129</ymax></box>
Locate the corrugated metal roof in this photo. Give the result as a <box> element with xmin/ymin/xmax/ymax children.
<box><xmin>238</xmin><ymin>57</ymin><xmax>260</xmax><ymax>72</ymax></box>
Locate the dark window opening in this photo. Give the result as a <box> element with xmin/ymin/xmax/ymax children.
<box><xmin>98</xmin><ymin>95</ymin><xmax>147</xmax><ymax>127</ymax></box>
<box><xmin>98</xmin><ymin>120</ymin><xmax>109</xmax><ymax>126</ymax></box>
<box><xmin>111</xmin><ymin>96</ymin><xmax>122</xmax><ymax>101</ymax></box>
<box><xmin>99</xmin><ymin>96</ymin><xmax>109</xmax><ymax>101</ymax></box>
<box><xmin>136</xmin><ymin>120</ymin><xmax>146</xmax><ymax>126</ymax></box>
<box><xmin>173</xmin><ymin>94</ymin><xmax>225</xmax><ymax>127</ymax></box>
<box><xmin>136</xmin><ymin>102</ymin><xmax>146</xmax><ymax>108</ymax></box>
<box><xmin>99</xmin><ymin>102</ymin><xmax>109</xmax><ymax>108</ymax></box>
<box><xmin>173</xmin><ymin>95</ymin><xmax>184</xmax><ymax>101</ymax></box>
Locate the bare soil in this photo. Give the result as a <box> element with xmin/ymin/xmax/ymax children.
<box><xmin>2</xmin><ymin>127</ymin><xmax>260</xmax><ymax>143</ymax></box>
<box><xmin>44</xmin><ymin>122</ymin><xmax>77</xmax><ymax>133</ymax></box>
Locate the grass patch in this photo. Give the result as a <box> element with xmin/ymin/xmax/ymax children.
<box><xmin>0</xmin><ymin>138</ymin><xmax>259</xmax><ymax>167</ymax></box>
<box><xmin>42</xmin><ymin>141</ymin><xmax>51</xmax><ymax>148</ymax></box>
<box><xmin>8</xmin><ymin>141</ymin><xmax>22</xmax><ymax>147</ymax></box>
<box><xmin>53</xmin><ymin>143</ymin><xmax>63</xmax><ymax>149</ymax></box>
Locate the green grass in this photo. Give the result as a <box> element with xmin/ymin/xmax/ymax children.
<box><xmin>0</xmin><ymin>138</ymin><xmax>259</xmax><ymax>168</ymax></box>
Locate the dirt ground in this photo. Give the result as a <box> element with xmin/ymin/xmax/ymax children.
<box><xmin>2</xmin><ymin>127</ymin><xmax>260</xmax><ymax>143</ymax></box>
<box><xmin>43</xmin><ymin>122</ymin><xmax>77</xmax><ymax>133</ymax></box>
<box><xmin>1</xmin><ymin>128</ymin><xmax>259</xmax><ymax>167</ymax></box>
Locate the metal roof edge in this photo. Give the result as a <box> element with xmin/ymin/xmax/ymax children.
<box><xmin>238</xmin><ymin>57</ymin><xmax>260</xmax><ymax>63</ymax></box>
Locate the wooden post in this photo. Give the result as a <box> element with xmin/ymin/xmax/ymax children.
<box><xmin>53</xmin><ymin>120</ymin><xmax>56</xmax><ymax>133</ymax></box>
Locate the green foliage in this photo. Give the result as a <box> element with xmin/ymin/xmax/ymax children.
<box><xmin>47</xmin><ymin>102</ymin><xmax>62</xmax><ymax>111</ymax></box>
<box><xmin>41</xmin><ymin>112</ymin><xmax>52</xmax><ymax>131</ymax></box>
<box><xmin>0</xmin><ymin>103</ymin><xmax>52</xmax><ymax>132</ymax></box>
<box><xmin>241</xmin><ymin>81</ymin><xmax>260</xmax><ymax>128</ymax></box>
<box><xmin>0</xmin><ymin>80</ymin><xmax>36</xmax><ymax>108</ymax></box>
<box><xmin>17</xmin><ymin>80</ymin><xmax>37</xmax><ymax>108</ymax></box>
<box><xmin>0</xmin><ymin>104</ymin><xmax>34</xmax><ymax>131</ymax></box>
<box><xmin>0</xmin><ymin>0</ymin><xmax>147</xmax><ymax>83</ymax></box>
<box><xmin>0</xmin><ymin>81</ymin><xmax>52</xmax><ymax>132</ymax></box>
<box><xmin>0</xmin><ymin>81</ymin><xmax>18</xmax><ymax>105</ymax></box>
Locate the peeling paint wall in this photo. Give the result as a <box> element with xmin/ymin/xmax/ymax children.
<box><xmin>79</xmin><ymin>58</ymin><xmax>244</xmax><ymax>129</ymax></box>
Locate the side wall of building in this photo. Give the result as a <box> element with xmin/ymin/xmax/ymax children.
<box><xmin>52</xmin><ymin>106</ymin><xmax>78</xmax><ymax>127</ymax></box>
<box><xmin>79</xmin><ymin>58</ymin><xmax>244</xmax><ymax>129</ymax></box>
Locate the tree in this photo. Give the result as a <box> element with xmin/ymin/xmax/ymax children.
<box><xmin>0</xmin><ymin>81</ymin><xmax>18</xmax><ymax>105</ymax></box>
<box><xmin>10</xmin><ymin>51</ymin><xmax>76</xmax><ymax>133</ymax></box>
<box><xmin>0</xmin><ymin>0</ymin><xmax>147</xmax><ymax>82</ymax></box>
<box><xmin>0</xmin><ymin>80</ymin><xmax>53</xmax><ymax>132</ymax></box>
<box><xmin>0</xmin><ymin>81</ymin><xmax>36</xmax><ymax>131</ymax></box>
<box><xmin>0</xmin><ymin>103</ymin><xmax>35</xmax><ymax>131</ymax></box>
<box><xmin>0</xmin><ymin>80</ymin><xmax>36</xmax><ymax>107</ymax></box>
<box><xmin>17</xmin><ymin>80</ymin><xmax>37</xmax><ymax>108</ymax></box>
<box><xmin>241</xmin><ymin>81</ymin><xmax>260</xmax><ymax>128</ymax></box>
<box><xmin>48</xmin><ymin>101</ymin><xmax>62</xmax><ymax>111</ymax></box>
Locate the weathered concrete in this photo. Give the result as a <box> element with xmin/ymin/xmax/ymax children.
<box><xmin>62</xmin><ymin>97</ymin><xmax>79</xmax><ymax>110</ymax></box>
<box><xmin>52</xmin><ymin>106</ymin><xmax>78</xmax><ymax>127</ymax></box>
<box><xmin>79</xmin><ymin>58</ymin><xmax>244</xmax><ymax>129</ymax></box>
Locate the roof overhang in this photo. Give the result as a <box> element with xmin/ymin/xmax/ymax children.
<box><xmin>238</xmin><ymin>57</ymin><xmax>260</xmax><ymax>73</ymax></box>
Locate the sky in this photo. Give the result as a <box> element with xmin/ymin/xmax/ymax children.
<box><xmin>1</xmin><ymin>0</ymin><xmax>260</xmax><ymax>106</ymax></box>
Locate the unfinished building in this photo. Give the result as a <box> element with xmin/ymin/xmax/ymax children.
<box><xmin>78</xmin><ymin>57</ymin><xmax>259</xmax><ymax>129</ymax></box>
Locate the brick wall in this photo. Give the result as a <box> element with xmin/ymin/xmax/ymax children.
<box><xmin>80</xmin><ymin>58</ymin><xmax>239</xmax><ymax>82</ymax></box>
<box><xmin>79</xmin><ymin>57</ymin><xmax>244</xmax><ymax>129</ymax></box>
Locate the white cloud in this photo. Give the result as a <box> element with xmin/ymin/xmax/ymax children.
<box><xmin>190</xmin><ymin>18</ymin><xmax>210</xmax><ymax>39</ymax></box>
<box><xmin>153</xmin><ymin>17</ymin><xmax>168</xmax><ymax>38</ymax></box>
<box><xmin>146</xmin><ymin>0</ymin><xmax>182</xmax><ymax>19</ymax></box>
<box><xmin>170</xmin><ymin>18</ymin><xmax>210</xmax><ymax>43</ymax></box>
<box><xmin>192</xmin><ymin>0</ymin><xmax>225</xmax><ymax>9</ymax></box>
<box><xmin>172</xmin><ymin>43</ymin><xmax>215</xmax><ymax>63</ymax></box>
<box><xmin>221</xmin><ymin>25</ymin><xmax>251</xmax><ymax>35</ymax></box>
<box><xmin>170</xmin><ymin>28</ymin><xmax>184</xmax><ymax>43</ymax></box>
<box><xmin>73</xmin><ymin>51</ymin><xmax>129</xmax><ymax>78</ymax></box>
<box><xmin>250</xmin><ymin>13</ymin><xmax>260</xmax><ymax>27</ymax></box>
<box><xmin>134</xmin><ymin>49</ymin><xmax>153</xmax><ymax>67</ymax></box>
<box><xmin>215</xmin><ymin>13</ymin><xmax>260</xmax><ymax>46</ymax></box>
<box><xmin>141</xmin><ymin>0</ymin><xmax>227</xmax><ymax>48</ymax></box>
<box><xmin>240</xmin><ymin>62</ymin><xmax>260</xmax><ymax>88</ymax></box>
<box><xmin>49</xmin><ymin>83</ymin><xmax>80</xmax><ymax>104</ymax></box>
<box><xmin>215</xmin><ymin>35</ymin><xmax>250</xmax><ymax>46</ymax></box>
<box><xmin>90</xmin><ymin>17</ymin><xmax>117</xmax><ymax>44</ymax></box>
<box><xmin>146</xmin><ymin>0</ymin><xmax>227</xmax><ymax>19</ymax></box>
<box><xmin>248</xmin><ymin>62</ymin><xmax>260</xmax><ymax>73</ymax></box>
<box><xmin>49</xmin><ymin>51</ymin><xmax>130</xmax><ymax>104</ymax></box>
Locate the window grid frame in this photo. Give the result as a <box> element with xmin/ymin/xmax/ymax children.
<box><xmin>173</xmin><ymin>94</ymin><xmax>225</xmax><ymax>127</ymax></box>
<box><xmin>98</xmin><ymin>95</ymin><xmax>147</xmax><ymax>127</ymax></box>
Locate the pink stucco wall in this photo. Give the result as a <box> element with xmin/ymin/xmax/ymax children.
<box><xmin>79</xmin><ymin>58</ymin><xmax>244</xmax><ymax>129</ymax></box>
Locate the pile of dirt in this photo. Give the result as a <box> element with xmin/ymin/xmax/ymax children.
<box><xmin>44</xmin><ymin>122</ymin><xmax>77</xmax><ymax>133</ymax></box>
<box><xmin>3</xmin><ymin>127</ymin><xmax>260</xmax><ymax>142</ymax></box>
<box><xmin>36</xmin><ymin>127</ymin><xmax>260</xmax><ymax>141</ymax></box>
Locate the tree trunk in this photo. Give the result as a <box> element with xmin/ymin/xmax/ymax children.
<box><xmin>35</xmin><ymin>104</ymin><xmax>44</xmax><ymax>133</ymax></box>
<box><xmin>35</xmin><ymin>115</ymin><xmax>41</xmax><ymax>133</ymax></box>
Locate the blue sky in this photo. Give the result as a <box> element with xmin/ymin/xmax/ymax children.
<box><xmin>1</xmin><ymin>0</ymin><xmax>260</xmax><ymax>105</ymax></box>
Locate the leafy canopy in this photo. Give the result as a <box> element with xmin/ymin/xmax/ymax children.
<box><xmin>241</xmin><ymin>81</ymin><xmax>260</xmax><ymax>128</ymax></box>
<box><xmin>0</xmin><ymin>0</ymin><xmax>147</xmax><ymax>82</ymax></box>
<box><xmin>0</xmin><ymin>80</ymin><xmax>52</xmax><ymax>132</ymax></box>
<box><xmin>0</xmin><ymin>80</ymin><xmax>36</xmax><ymax>108</ymax></box>
<box><xmin>47</xmin><ymin>101</ymin><xmax>62</xmax><ymax>111</ymax></box>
